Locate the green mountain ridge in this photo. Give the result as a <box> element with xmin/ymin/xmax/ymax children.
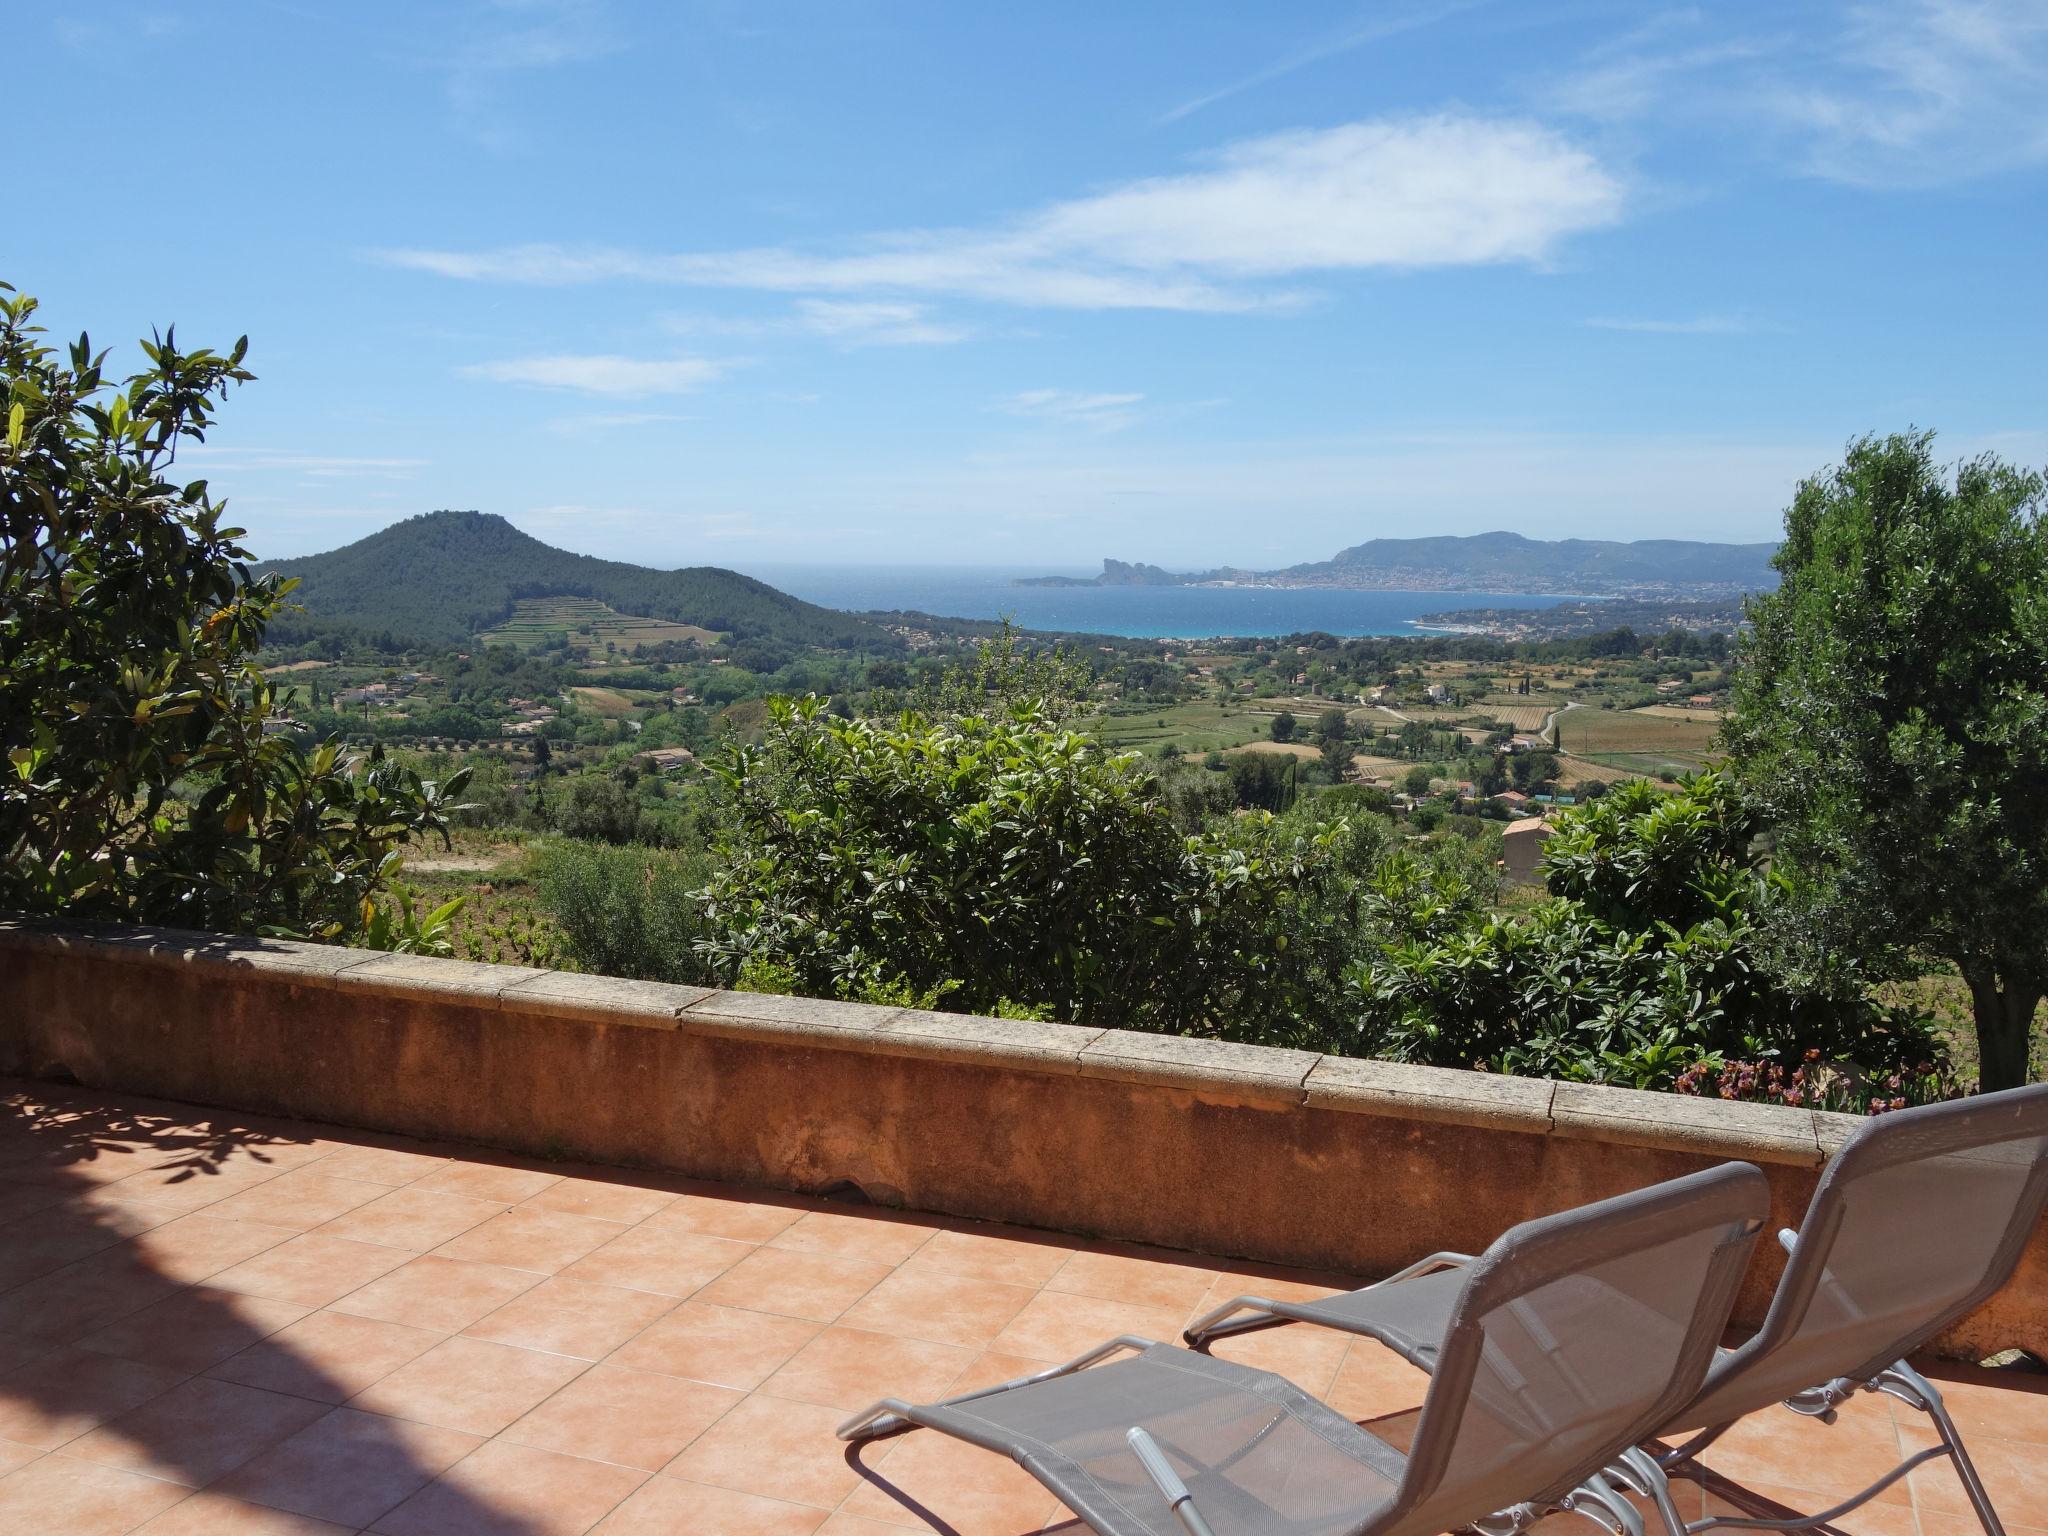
<box><xmin>253</xmin><ymin>510</ymin><xmax>885</xmax><ymax>649</ymax></box>
<box><xmin>1045</xmin><ymin>531</ymin><xmax>1781</xmax><ymax>597</ymax></box>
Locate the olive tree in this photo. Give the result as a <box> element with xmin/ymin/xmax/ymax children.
<box><xmin>1725</xmin><ymin>431</ymin><xmax>2048</xmax><ymax>1089</ymax></box>
<box><xmin>1</xmin><ymin>283</ymin><xmax>465</xmax><ymax>938</ymax></box>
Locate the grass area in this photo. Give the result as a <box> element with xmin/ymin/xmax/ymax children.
<box><xmin>480</xmin><ymin>597</ymin><xmax>721</xmax><ymax>656</ymax></box>
<box><xmin>395</xmin><ymin>831</ymin><xmax>570</xmax><ymax>971</ymax></box>
<box><xmin>1090</xmin><ymin>701</ymin><xmax>1274</xmax><ymax>755</ymax></box>
<box><xmin>1556</xmin><ymin>707</ymin><xmax>1721</xmax><ymax>776</ymax></box>
<box><xmin>568</xmin><ymin>685</ymin><xmax>637</xmax><ymax>717</ymax></box>
<box><xmin>1470</xmin><ymin>704</ymin><xmax>1554</xmax><ymax>732</ymax></box>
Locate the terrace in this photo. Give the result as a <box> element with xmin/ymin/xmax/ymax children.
<box><xmin>2</xmin><ymin>923</ymin><xmax>2045</xmax><ymax>1535</ymax></box>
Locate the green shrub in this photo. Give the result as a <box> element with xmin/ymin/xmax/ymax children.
<box><xmin>531</xmin><ymin>839</ymin><xmax>712</xmax><ymax>985</ymax></box>
<box><xmin>698</xmin><ymin>695</ymin><xmax>1351</xmax><ymax>1035</ymax></box>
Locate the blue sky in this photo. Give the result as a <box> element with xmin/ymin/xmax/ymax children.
<box><xmin>11</xmin><ymin>1</ymin><xmax>2046</xmax><ymax>570</ymax></box>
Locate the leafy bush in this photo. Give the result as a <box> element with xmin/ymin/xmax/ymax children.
<box><xmin>698</xmin><ymin>696</ymin><xmax>1351</xmax><ymax>1033</ymax></box>
<box><xmin>0</xmin><ymin>283</ymin><xmax>465</xmax><ymax>938</ymax></box>
<box><xmin>531</xmin><ymin>839</ymin><xmax>712</xmax><ymax>985</ymax></box>
<box><xmin>1344</xmin><ymin>773</ymin><xmax>1941</xmax><ymax>1088</ymax></box>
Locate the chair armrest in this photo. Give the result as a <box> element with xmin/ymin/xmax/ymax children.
<box><xmin>1127</xmin><ymin>1427</ymin><xmax>1218</xmax><ymax>1536</ymax></box>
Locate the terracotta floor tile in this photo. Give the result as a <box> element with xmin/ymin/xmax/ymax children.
<box><xmin>564</xmin><ymin>1226</ymin><xmax>758</xmax><ymax>1298</ymax></box>
<box><xmin>764</xmin><ymin>1326</ymin><xmax>973</xmax><ymax>1413</ymax></box>
<box><xmin>838</xmin><ymin>1268</ymin><xmax>1040</xmax><ymax>1351</ymax></box>
<box><xmin>771</xmin><ymin>1209</ymin><xmax>942</xmax><ymax>1267</ymax></box>
<box><xmin>940</xmin><ymin>1351</ymin><xmax>1065</xmax><ymax>1397</ymax></box>
<box><xmin>817</xmin><ymin>1515</ymin><xmax>925</xmax><ymax>1535</ymax></box>
<box><xmin>0</xmin><ymin>1246</ymin><xmax>188</xmax><ymax>1341</ymax></box>
<box><xmin>1903</xmin><ymin>1424</ymin><xmax>2048</xmax><ymax>1516</ymax></box>
<box><xmin>1319</xmin><ymin>1338</ymin><xmax>1429</xmax><ymax>1422</ymax></box>
<box><xmin>519</xmin><ymin>1176</ymin><xmax>679</xmax><ymax>1226</ymax></box>
<box><xmin>0</xmin><ymin>1180</ymin><xmax>66</xmax><ymax>1223</ymax></box>
<box><xmin>313</xmin><ymin>1185</ymin><xmax>508</xmax><ymax>1252</ymax></box>
<box><xmin>204</xmin><ymin>1172</ymin><xmax>385</xmax><ymax>1232</ymax></box>
<box><xmin>411</xmin><ymin>1162</ymin><xmax>562</xmax><ymax>1204</ymax></box>
<box><xmin>1202</xmin><ymin>1319</ymin><xmax>1354</xmax><ymax>1397</ymax></box>
<box><xmin>644</xmin><ymin>1190</ymin><xmax>807</xmax><ymax>1243</ymax></box>
<box><xmin>665</xmin><ymin>1393</ymin><xmax>863</xmax><ymax>1508</ymax></box>
<box><xmin>129</xmin><ymin>1213</ymin><xmax>300</xmax><ymax>1284</ymax></box>
<box><xmin>314</xmin><ymin>1146</ymin><xmax>451</xmax><ymax>1188</ymax></box>
<box><xmin>0</xmin><ymin>1347</ymin><xmax>185</xmax><ymax>1449</ymax></box>
<box><xmin>695</xmin><ymin>1245</ymin><xmax>894</xmax><ymax>1324</ymax></box>
<box><xmin>1697</xmin><ymin>1399</ymin><xmax>1910</xmax><ymax>1506</ymax></box>
<box><xmin>100</xmin><ymin>1165</ymin><xmax>288</xmax><ymax>1212</ymax></box>
<box><xmin>0</xmin><ymin>1203</ymin><xmax>163</xmax><ymax>1290</ymax></box>
<box><xmin>841</xmin><ymin>1425</ymin><xmax>1063</xmax><ymax>1535</ymax></box>
<box><xmin>133</xmin><ymin>1489</ymin><xmax>358</xmax><ymax>1534</ymax></box>
<box><xmin>1043</xmin><ymin>1246</ymin><xmax>1217</xmax><ymax>1313</ymax></box>
<box><xmin>0</xmin><ymin>1437</ymin><xmax>40</xmax><ymax>1476</ymax></box>
<box><xmin>98</xmin><ymin>1271</ymin><xmax>310</xmax><ymax>1359</ymax></box>
<box><xmin>1199</xmin><ymin>1263</ymin><xmax>1359</xmax><ymax>1308</ymax></box>
<box><xmin>351</xmin><ymin>1335</ymin><xmax>589</xmax><ymax>1436</ymax></box>
<box><xmin>0</xmin><ymin>1332</ymin><xmax>57</xmax><ymax>1376</ymax></box>
<box><xmin>215</xmin><ymin>1406</ymin><xmax>482</xmax><ymax>1529</ymax></box>
<box><xmin>1908</xmin><ymin>1360</ymin><xmax>2048</xmax><ymax>1448</ymax></box>
<box><xmin>63</xmin><ymin>1376</ymin><xmax>331</xmax><ymax>1488</ymax></box>
<box><xmin>207</xmin><ymin>1233</ymin><xmax>412</xmax><ymax>1308</ymax></box>
<box><xmin>609</xmin><ymin>1301</ymin><xmax>821</xmax><ymax>1389</ymax></box>
<box><xmin>330</xmin><ymin>1255</ymin><xmax>544</xmax><ymax>1332</ymax></box>
<box><xmin>0</xmin><ymin>1452</ymin><xmax>189</xmax><ymax>1535</ymax></box>
<box><xmin>987</xmin><ymin>1290</ymin><xmax>1185</xmax><ymax>1363</ymax></box>
<box><xmin>370</xmin><ymin>1439</ymin><xmax>647</xmax><ymax>1535</ymax></box>
<box><xmin>502</xmin><ymin>1362</ymin><xmax>741</xmax><ymax>1470</ymax></box>
<box><xmin>208</xmin><ymin>1310</ymin><xmax>447</xmax><ymax>1404</ymax></box>
<box><xmin>463</xmin><ymin>1276</ymin><xmax>676</xmax><ymax>1360</ymax></box>
<box><xmin>1701</xmin><ymin>1478</ymin><xmax>1903</xmax><ymax>1536</ymax></box>
<box><xmin>591</xmin><ymin>1475</ymin><xmax>826</xmax><ymax>1535</ymax></box>
<box><xmin>432</xmin><ymin>1207</ymin><xmax>622</xmax><ymax>1274</ymax></box>
<box><xmin>908</xmin><ymin>1225</ymin><xmax>1075</xmax><ymax>1289</ymax></box>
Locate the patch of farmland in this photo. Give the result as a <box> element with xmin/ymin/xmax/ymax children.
<box><xmin>1557</xmin><ymin>707</ymin><xmax>1720</xmax><ymax>775</ymax></box>
<box><xmin>568</xmin><ymin>686</ymin><xmax>636</xmax><ymax>716</ymax></box>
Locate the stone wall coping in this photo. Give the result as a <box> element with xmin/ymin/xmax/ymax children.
<box><xmin>0</xmin><ymin>918</ymin><xmax>1832</xmax><ymax>1167</ymax></box>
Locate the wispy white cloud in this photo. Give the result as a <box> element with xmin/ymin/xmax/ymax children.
<box><xmin>661</xmin><ymin>299</ymin><xmax>971</xmax><ymax>346</ymax></box>
<box><xmin>1543</xmin><ymin>1</ymin><xmax>2048</xmax><ymax>188</ymax></box>
<box><xmin>459</xmin><ymin>353</ymin><xmax>728</xmax><ymax>396</ymax></box>
<box><xmin>1159</xmin><ymin>0</ymin><xmax>1494</xmax><ymax>124</ymax></box>
<box><xmin>1000</xmin><ymin>389</ymin><xmax>1147</xmax><ymax>433</ymax></box>
<box><xmin>179</xmin><ymin>447</ymin><xmax>425</xmax><ymax>478</ymax></box>
<box><xmin>373</xmin><ymin>113</ymin><xmax>1626</xmax><ymax>312</ymax></box>
<box><xmin>542</xmin><ymin>411</ymin><xmax>695</xmax><ymax>434</ymax></box>
<box><xmin>1583</xmin><ymin>315</ymin><xmax>1774</xmax><ymax>334</ymax></box>
<box><xmin>1772</xmin><ymin>0</ymin><xmax>2048</xmax><ymax>186</ymax></box>
<box><xmin>444</xmin><ymin>0</ymin><xmax>620</xmax><ymax>149</ymax></box>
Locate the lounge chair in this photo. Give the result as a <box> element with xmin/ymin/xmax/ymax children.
<box><xmin>1185</xmin><ymin>1082</ymin><xmax>2048</xmax><ymax>1536</ymax></box>
<box><xmin>840</xmin><ymin>1163</ymin><xmax>1767</xmax><ymax>1536</ymax></box>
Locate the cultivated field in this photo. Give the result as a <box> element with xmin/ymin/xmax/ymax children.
<box><xmin>481</xmin><ymin>597</ymin><xmax>720</xmax><ymax>654</ymax></box>
<box><xmin>1559</xmin><ymin>707</ymin><xmax>1721</xmax><ymax>776</ymax></box>
<box><xmin>1090</xmin><ymin>702</ymin><xmax>1270</xmax><ymax>755</ymax></box>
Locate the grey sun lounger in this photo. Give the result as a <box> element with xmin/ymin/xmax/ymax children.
<box><xmin>840</xmin><ymin>1163</ymin><xmax>1767</xmax><ymax>1536</ymax></box>
<box><xmin>1185</xmin><ymin>1082</ymin><xmax>2048</xmax><ymax>1536</ymax></box>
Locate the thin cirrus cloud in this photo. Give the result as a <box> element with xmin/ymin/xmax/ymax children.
<box><xmin>457</xmin><ymin>353</ymin><xmax>727</xmax><ymax>396</ymax></box>
<box><xmin>1001</xmin><ymin>389</ymin><xmax>1147</xmax><ymax>432</ymax></box>
<box><xmin>661</xmin><ymin>299</ymin><xmax>971</xmax><ymax>346</ymax></box>
<box><xmin>373</xmin><ymin>113</ymin><xmax>1625</xmax><ymax>313</ymax></box>
<box><xmin>1582</xmin><ymin>315</ymin><xmax>1767</xmax><ymax>335</ymax></box>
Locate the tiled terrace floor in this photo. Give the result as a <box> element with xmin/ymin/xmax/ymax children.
<box><xmin>1</xmin><ymin>1080</ymin><xmax>2043</xmax><ymax>1536</ymax></box>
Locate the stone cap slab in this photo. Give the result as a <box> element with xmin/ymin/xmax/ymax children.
<box><xmin>500</xmin><ymin>972</ymin><xmax>715</xmax><ymax>1029</ymax></box>
<box><xmin>680</xmin><ymin>989</ymin><xmax>903</xmax><ymax>1048</ymax></box>
<box><xmin>881</xmin><ymin>1009</ymin><xmax>1104</xmax><ymax>1075</ymax></box>
<box><xmin>1079</xmin><ymin>1029</ymin><xmax>1317</xmax><ymax>1107</ymax></box>
<box><xmin>1305</xmin><ymin>1055</ymin><xmax>1555</xmax><ymax>1135</ymax></box>
<box><xmin>1552</xmin><ymin>1081</ymin><xmax>1826</xmax><ymax>1166</ymax></box>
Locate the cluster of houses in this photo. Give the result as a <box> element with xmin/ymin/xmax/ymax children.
<box><xmin>501</xmin><ymin>697</ymin><xmax>559</xmax><ymax>737</ymax></box>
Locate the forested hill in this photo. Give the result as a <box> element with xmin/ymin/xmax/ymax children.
<box><xmin>253</xmin><ymin>510</ymin><xmax>884</xmax><ymax>648</ymax></box>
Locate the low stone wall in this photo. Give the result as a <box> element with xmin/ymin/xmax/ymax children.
<box><xmin>2</xmin><ymin>918</ymin><xmax>2041</xmax><ymax>1359</ymax></box>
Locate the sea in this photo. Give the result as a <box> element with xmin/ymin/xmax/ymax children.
<box><xmin>742</xmin><ymin>564</ymin><xmax>1572</xmax><ymax>641</ymax></box>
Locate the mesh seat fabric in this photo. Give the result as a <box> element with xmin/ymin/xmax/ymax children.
<box><xmin>919</xmin><ymin>1344</ymin><xmax>1404</xmax><ymax>1536</ymax></box>
<box><xmin>1280</xmin><ymin>1267</ymin><xmax>1466</xmax><ymax>1370</ymax></box>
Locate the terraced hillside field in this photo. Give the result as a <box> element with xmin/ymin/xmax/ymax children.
<box><xmin>1559</xmin><ymin>707</ymin><xmax>1722</xmax><ymax>776</ymax></box>
<box><xmin>480</xmin><ymin>597</ymin><xmax>721</xmax><ymax>655</ymax></box>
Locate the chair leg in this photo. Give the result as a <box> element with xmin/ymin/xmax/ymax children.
<box><xmin>1610</xmin><ymin>1446</ymin><xmax>1692</xmax><ymax>1536</ymax></box>
<box><xmin>1880</xmin><ymin>1363</ymin><xmax>2007</xmax><ymax>1536</ymax></box>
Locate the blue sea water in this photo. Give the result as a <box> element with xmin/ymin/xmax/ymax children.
<box><xmin>742</xmin><ymin>564</ymin><xmax>1571</xmax><ymax>640</ymax></box>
